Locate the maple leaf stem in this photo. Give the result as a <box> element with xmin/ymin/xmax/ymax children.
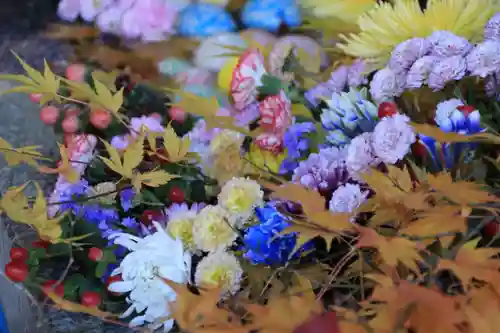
<box><xmin>0</xmin><ymin>148</ymin><xmax>51</xmax><ymax>161</ymax></box>
<box><xmin>317</xmin><ymin>247</ymin><xmax>357</xmax><ymax>300</ymax></box>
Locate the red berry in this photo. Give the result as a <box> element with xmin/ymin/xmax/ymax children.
<box><xmin>42</xmin><ymin>280</ymin><xmax>65</xmax><ymax>297</ymax></box>
<box><xmin>484</xmin><ymin>221</ymin><xmax>499</xmax><ymax>237</ymax></box>
<box><xmin>32</xmin><ymin>240</ymin><xmax>50</xmax><ymax>249</ymax></box>
<box><xmin>90</xmin><ymin>109</ymin><xmax>112</xmax><ymax>130</ymax></box>
<box><xmin>29</xmin><ymin>93</ymin><xmax>42</xmax><ymax>103</ymax></box>
<box><xmin>5</xmin><ymin>262</ymin><xmax>28</xmax><ymax>282</ymax></box>
<box><xmin>457</xmin><ymin>105</ymin><xmax>475</xmax><ymax>116</ymax></box>
<box><xmin>65</xmin><ymin>64</ymin><xmax>86</xmax><ymax>82</ymax></box>
<box><xmin>140</xmin><ymin>209</ymin><xmax>165</xmax><ymax>226</ymax></box>
<box><xmin>40</xmin><ymin>105</ymin><xmax>60</xmax><ymax>125</ymax></box>
<box><xmin>9</xmin><ymin>248</ymin><xmax>29</xmax><ymax>262</ymax></box>
<box><xmin>294</xmin><ymin>312</ymin><xmax>340</xmax><ymax>333</ymax></box>
<box><xmin>168</xmin><ymin>185</ymin><xmax>185</xmax><ymax>203</ymax></box>
<box><xmin>81</xmin><ymin>291</ymin><xmax>101</xmax><ymax>307</ymax></box>
<box><xmin>88</xmin><ymin>247</ymin><xmax>104</xmax><ymax>262</ymax></box>
<box><xmin>62</xmin><ymin>116</ymin><xmax>79</xmax><ymax>133</ymax></box>
<box><xmin>168</xmin><ymin>106</ymin><xmax>186</xmax><ymax>123</ymax></box>
<box><xmin>106</xmin><ymin>274</ymin><xmax>123</xmax><ymax>296</ymax></box>
<box><xmin>378</xmin><ymin>102</ymin><xmax>398</xmax><ymax>118</ymax></box>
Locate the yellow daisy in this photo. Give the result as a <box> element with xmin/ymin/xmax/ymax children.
<box><xmin>338</xmin><ymin>0</ymin><xmax>499</xmax><ymax>68</ymax></box>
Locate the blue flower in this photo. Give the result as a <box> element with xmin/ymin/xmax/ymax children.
<box><xmin>280</xmin><ymin>122</ymin><xmax>316</xmax><ymax>174</ymax></box>
<box><xmin>177</xmin><ymin>4</ymin><xmax>236</xmax><ymax>38</ymax></box>
<box><xmin>241</xmin><ymin>0</ymin><xmax>301</xmax><ymax>33</ymax></box>
<box><xmin>242</xmin><ymin>205</ymin><xmax>312</xmax><ymax>265</ymax></box>
<box><xmin>119</xmin><ymin>188</ymin><xmax>135</xmax><ymax>212</ymax></box>
<box><xmin>420</xmin><ymin>99</ymin><xmax>484</xmax><ymax>169</ymax></box>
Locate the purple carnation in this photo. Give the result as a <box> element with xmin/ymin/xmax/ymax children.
<box><xmin>369</xmin><ymin>67</ymin><xmax>406</xmax><ymax>103</ymax></box>
<box><xmin>466</xmin><ymin>40</ymin><xmax>500</xmax><ymax>78</ymax></box>
<box><xmin>306</xmin><ymin>65</ymin><xmax>348</xmax><ymax>107</ymax></box>
<box><xmin>346</xmin><ymin>132</ymin><xmax>379</xmax><ymax>178</ymax></box>
<box><xmin>292</xmin><ymin>146</ymin><xmax>350</xmax><ymax>195</ymax></box>
<box><xmin>329</xmin><ymin>183</ymin><xmax>369</xmax><ymax>215</ymax></box>
<box><xmin>389</xmin><ymin>38</ymin><xmax>430</xmax><ymax>74</ymax></box>
<box><xmin>347</xmin><ymin>59</ymin><xmax>368</xmax><ymax>88</ymax></box>
<box><xmin>372</xmin><ymin>114</ymin><xmax>416</xmax><ymax>164</ymax></box>
<box><xmin>484</xmin><ymin>13</ymin><xmax>500</xmax><ymax>42</ymax></box>
<box><xmin>428</xmin><ymin>31</ymin><xmax>472</xmax><ymax>57</ymax></box>
<box><xmin>406</xmin><ymin>55</ymin><xmax>440</xmax><ymax>89</ymax></box>
<box><xmin>427</xmin><ymin>55</ymin><xmax>466</xmax><ymax>91</ymax></box>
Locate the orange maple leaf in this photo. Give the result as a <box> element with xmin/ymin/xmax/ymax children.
<box><xmin>356</xmin><ymin>227</ymin><xmax>423</xmax><ymax>272</ymax></box>
<box><xmin>400</xmin><ymin>205</ymin><xmax>467</xmax><ymax>239</ymax></box>
<box><xmin>38</xmin><ymin>143</ymin><xmax>79</xmax><ymax>183</ymax></box>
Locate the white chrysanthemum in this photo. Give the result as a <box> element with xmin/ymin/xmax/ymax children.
<box><xmin>466</xmin><ymin>40</ymin><xmax>500</xmax><ymax>78</ymax></box>
<box><xmin>329</xmin><ymin>183</ymin><xmax>369</xmax><ymax>215</ymax></box>
<box><xmin>194</xmin><ymin>250</ymin><xmax>243</xmax><ymax>296</ymax></box>
<box><xmin>192</xmin><ymin>205</ymin><xmax>238</xmax><ymax>252</ymax></box>
<box><xmin>218</xmin><ymin>177</ymin><xmax>263</xmax><ymax>226</ymax></box>
<box><xmin>372</xmin><ymin>114</ymin><xmax>416</xmax><ymax>164</ymax></box>
<box><xmin>108</xmin><ymin>223</ymin><xmax>191</xmax><ymax>332</ymax></box>
<box><xmin>346</xmin><ymin>132</ymin><xmax>379</xmax><ymax>178</ymax></box>
<box><xmin>369</xmin><ymin>67</ymin><xmax>406</xmax><ymax>103</ymax></box>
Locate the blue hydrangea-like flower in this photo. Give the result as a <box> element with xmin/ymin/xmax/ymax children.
<box><xmin>420</xmin><ymin>99</ymin><xmax>483</xmax><ymax>169</ymax></box>
<box><xmin>241</xmin><ymin>0</ymin><xmax>301</xmax><ymax>33</ymax></box>
<box><xmin>242</xmin><ymin>205</ymin><xmax>312</xmax><ymax>265</ymax></box>
<box><xmin>320</xmin><ymin>88</ymin><xmax>378</xmax><ymax>146</ymax></box>
<box><xmin>177</xmin><ymin>4</ymin><xmax>236</xmax><ymax>38</ymax></box>
<box><xmin>280</xmin><ymin>122</ymin><xmax>316</xmax><ymax>174</ymax></box>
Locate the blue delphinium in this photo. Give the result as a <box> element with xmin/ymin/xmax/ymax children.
<box><xmin>241</xmin><ymin>0</ymin><xmax>301</xmax><ymax>33</ymax></box>
<box><xmin>119</xmin><ymin>188</ymin><xmax>136</xmax><ymax>212</ymax></box>
<box><xmin>177</xmin><ymin>3</ymin><xmax>236</xmax><ymax>38</ymax></box>
<box><xmin>280</xmin><ymin>122</ymin><xmax>316</xmax><ymax>174</ymax></box>
<box><xmin>242</xmin><ymin>204</ymin><xmax>312</xmax><ymax>266</ymax></box>
<box><xmin>420</xmin><ymin>99</ymin><xmax>483</xmax><ymax>169</ymax></box>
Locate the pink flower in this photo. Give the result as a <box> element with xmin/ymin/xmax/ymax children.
<box><xmin>121</xmin><ymin>0</ymin><xmax>179</xmax><ymax>41</ymax></box>
<box><xmin>259</xmin><ymin>91</ymin><xmax>292</xmax><ymax>136</ymax></box>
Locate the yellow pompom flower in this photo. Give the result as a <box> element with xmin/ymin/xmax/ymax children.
<box><xmin>195</xmin><ymin>250</ymin><xmax>243</xmax><ymax>295</ymax></box>
<box><xmin>206</xmin><ymin>130</ymin><xmax>246</xmax><ymax>185</ymax></box>
<box><xmin>218</xmin><ymin>177</ymin><xmax>263</xmax><ymax>226</ymax></box>
<box><xmin>217</xmin><ymin>57</ymin><xmax>240</xmax><ymax>92</ymax></box>
<box><xmin>338</xmin><ymin>0</ymin><xmax>499</xmax><ymax>68</ymax></box>
<box><xmin>192</xmin><ymin>205</ymin><xmax>237</xmax><ymax>252</ymax></box>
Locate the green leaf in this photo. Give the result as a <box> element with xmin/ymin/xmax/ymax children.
<box><xmin>257</xmin><ymin>74</ymin><xmax>284</xmax><ymax>96</ymax></box>
<box><xmin>95</xmin><ymin>261</ymin><xmax>108</xmax><ymax>278</ymax></box>
<box><xmin>64</xmin><ymin>274</ymin><xmax>88</xmax><ymax>299</ymax></box>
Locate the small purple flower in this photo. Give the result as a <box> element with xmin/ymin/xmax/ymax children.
<box><xmin>372</xmin><ymin>114</ymin><xmax>416</xmax><ymax>164</ymax></box>
<box><xmin>280</xmin><ymin>122</ymin><xmax>316</xmax><ymax>174</ymax></box>
<box><xmin>292</xmin><ymin>146</ymin><xmax>350</xmax><ymax>195</ymax></box>
<box><xmin>427</xmin><ymin>55</ymin><xmax>467</xmax><ymax>91</ymax></box>
<box><xmin>121</xmin><ymin>217</ymin><xmax>140</xmax><ymax>230</ymax></box>
<box><xmin>119</xmin><ymin>188</ymin><xmax>136</xmax><ymax>212</ymax></box>
<box><xmin>369</xmin><ymin>67</ymin><xmax>406</xmax><ymax>103</ymax></box>
<box><xmin>485</xmin><ymin>71</ymin><xmax>500</xmax><ymax>99</ymax></box>
<box><xmin>389</xmin><ymin>38</ymin><xmax>431</xmax><ymax>74</ymax></box>
<box><xmin>466</xmin><ymin>40</ymin><xmax>500</xmax><ymax>78</ymax></box>
<box><xmin>428</xmin><ymin>31</ymin><xmax>472</xmax><ymax>57</ymax></box>
<box><xmin>406</xmin><ymin>55</ymin><xmax>440</xmax><ymax>89</ymax></box>
<box><xmin>347</xmin><ymin>59</ymin><xmax>368</xmax><ymax>88</ymax></box>
<box><xmin>346</xmin><ymin>132</ymin><xmax>379</xmax><ymax>178</ymax></box>
<box><xmin>484</xmin><ymin>13</ymin><xmax>500</xmax><ymax>42</ymax></box>
<box><xmin>110</xmin><ymin>135</ymin><xmax>130</xmax><ymax>150</ymax></box>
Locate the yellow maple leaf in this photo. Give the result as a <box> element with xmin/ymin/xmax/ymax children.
<box><xmin>162</xmin><ymin>123</ymin><xmax>191</xmax><ymax>163</ymax></box>
<box><xmin>0</xmin><ymin>137</ymin><xmax>43</xmax><ymax>167</ymax></box>
<box><xmin>0</xmin><ymin>184</ymin><xmax>29</xmax><ymax>221</ymax></box>
<box><xmin>356</xmin><ymin>227</ymin><xmax>422</xmax><ymax>272</ymax></box>
<box><xmin>100</xmin><ymin>136</ymin><xmax>144</xmax><ymax>179</ymax></box>
<box><xmin>0</xmin><ymin>53</ymin><xmax>61</xmax><ymax>105</ymax></box>
<box><xmin>401</xmin><ymin>205</ymin><xmax>467</xmax><ymax>238</ymax></box>
<box><xmin>131</xmin><ymin>170</ymin><xmax>177</xmax><ymax>192</ymax></box>
<box><xmin>38</xmin><ymin>144</ymin><xmax>79</xmax><ymax>183</ymax></box>
<box><xmin>412</xmin><ymin>122</ymin><xmax>500</xmax><ymax>144</ymax></box>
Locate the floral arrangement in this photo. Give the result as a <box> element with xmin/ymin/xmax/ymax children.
<box><xmin>4</xmin><ymin>1</ymin><xmax>500</xmax><ymax>333</ymax></box>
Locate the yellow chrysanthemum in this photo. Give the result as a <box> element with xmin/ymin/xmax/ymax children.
<box><xmin>300</xmin><ymin>0</ymin><xmax>376</xmax><ymax>22</ymax></box>
<box><xmin>194</xmin><ymin>250</ymin><xmax>243</xmax><ymax>295</ymax></box>
<box><xmin>207</xmin><ymin>130</ymin><xmax>246</xmax><ymax>185</ymax></box>
<box><xmin>192</xmin><ymin>205</ymin><xmax>237</xmax><ymax>252</ymax></box>
<box><xmin>339</xmin><ymin>0</ymin><xmax>499</xmax><ymax>68</ymax></box>
<box><xmin>218</xmin><ymin>177</ymin><xmax>263</xmax><ymax>226</ymax></box>
<box><xmin>167</xmin><ymin>218</ymin><xmax>196</xmax><ymax>251</ymax></box>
